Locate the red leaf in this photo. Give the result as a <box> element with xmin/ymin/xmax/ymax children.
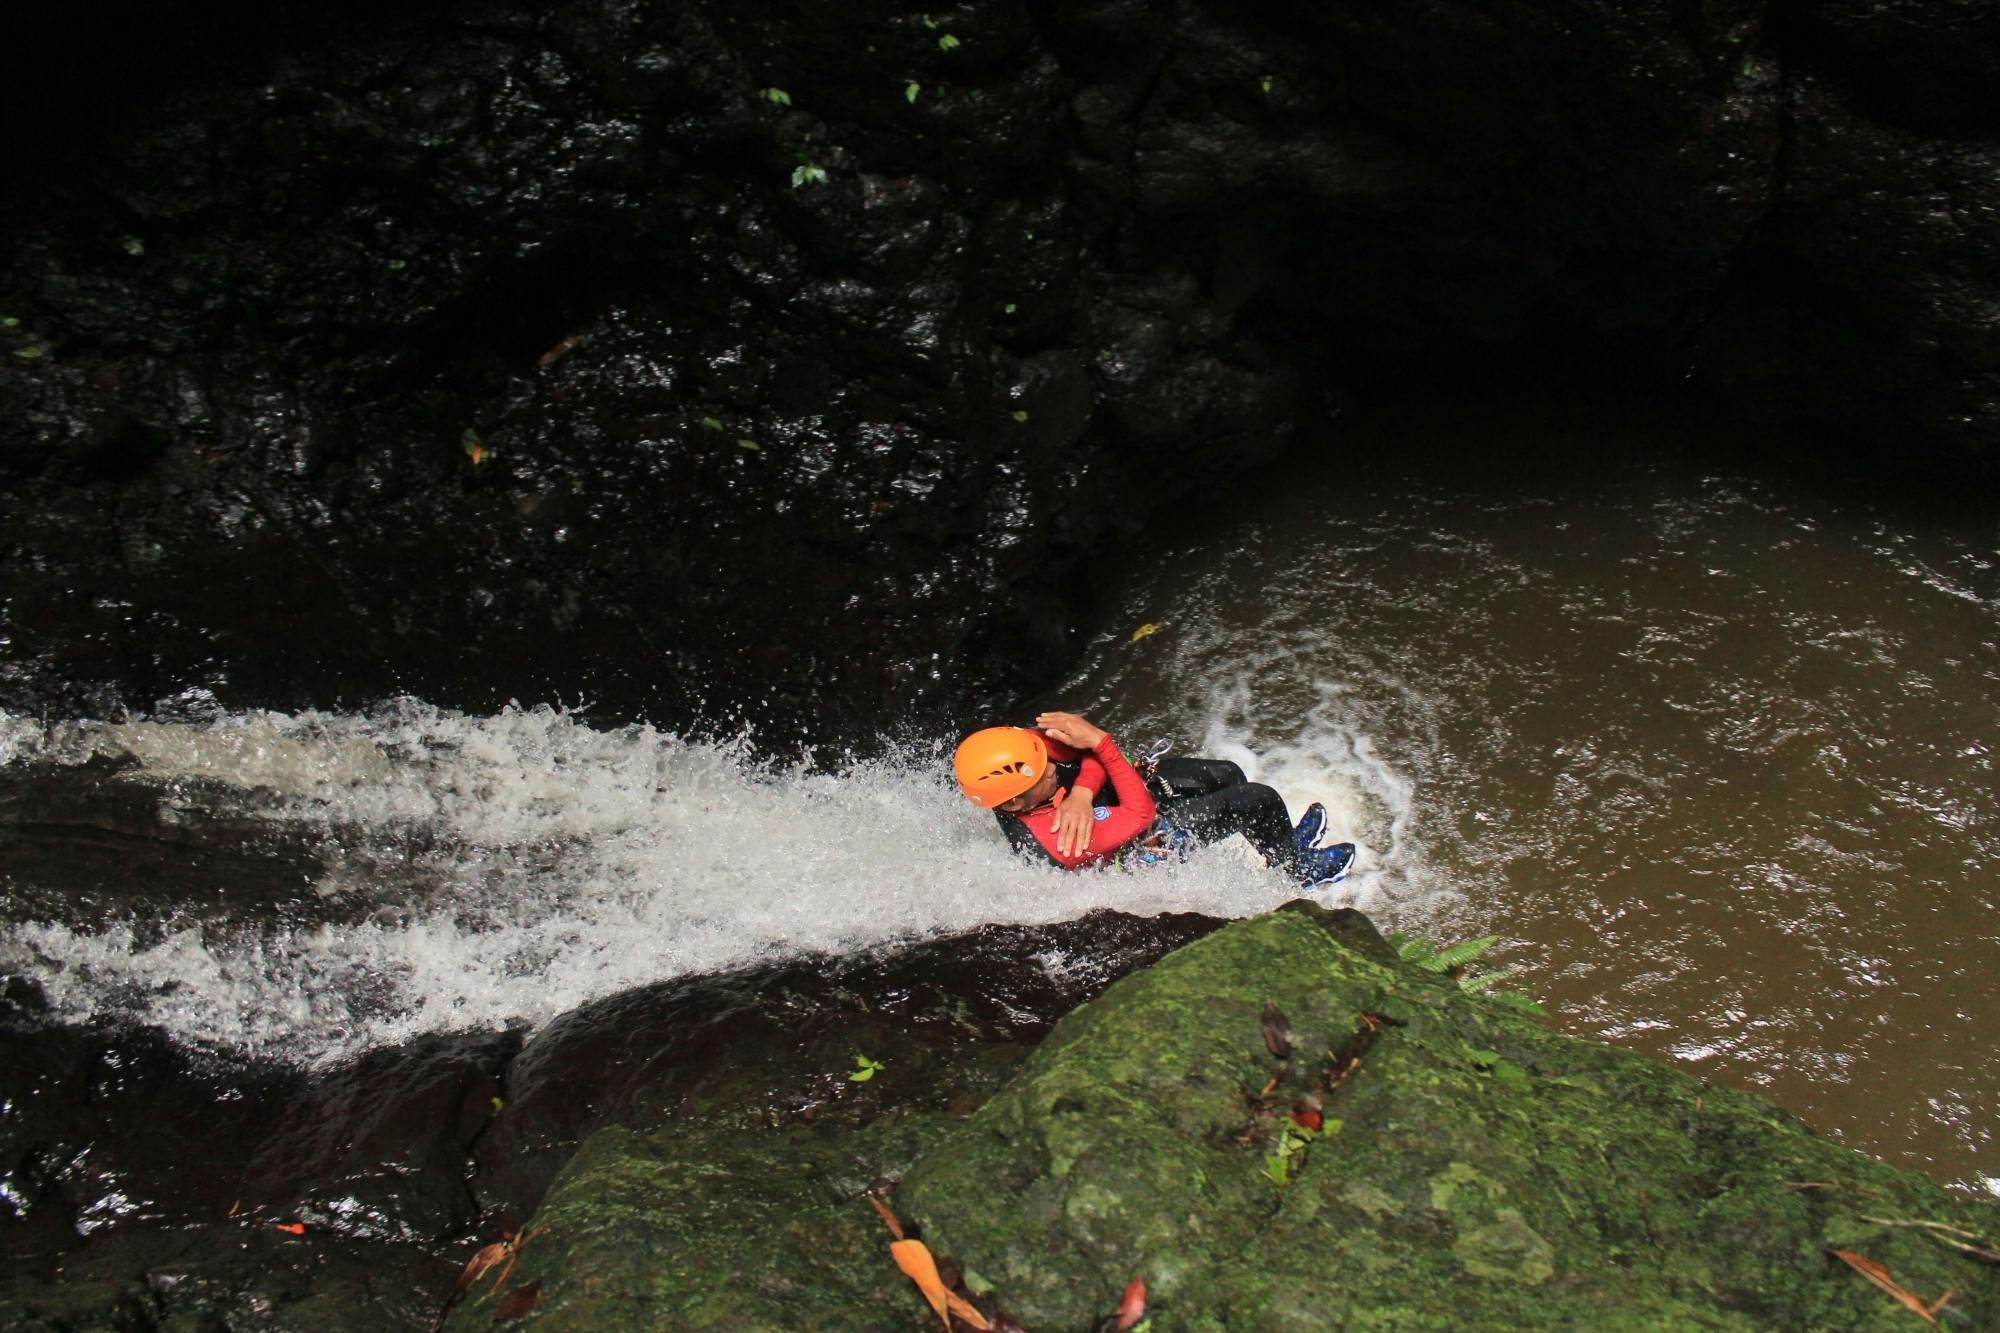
<box><xmin>273</xmin><ymin>1222</ymin><xmax>305</xmax><ymax>1235</ymax></box>
<box><xmin>1290</xmin><ymin>1107</ymin><xmax>1323</xmax><ymax>1132</ymax></box>
<box><xmin>1114</xmin><ymin>1276</ymin><xmax>1146</xmax><ymax>1331</ymax></box>
<box><xmin>494</xmin><ymin>1279</ymin><xmax>541</xmax><ymax>1321</ymax></box>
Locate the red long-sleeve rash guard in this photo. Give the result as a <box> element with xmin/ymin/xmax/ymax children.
<box><xmin>1017</xmin><ymin>732</ymin><xmax>1157</xmax><ymax>869</ymax></box>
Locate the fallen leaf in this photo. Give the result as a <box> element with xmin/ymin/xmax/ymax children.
<box><xmin>1290</xmin><ymin>1104</ymin><xmax>1323</xmax><ymax>1133</ymax></box>
<box><xmin>891</xmin><ymin>1239</ymin><xmax>992</xmax><ymax>1330</ymax></box>
<box><xmin>274</xmin><ymin>1221</ymin><xmax>305</xmax><ymax>1235</ymax></box>
<box><xmin>537</xmin><ymin>333</ymin><xmax>585</xmax><ymax>366</ymax></box>
<box><xmin>227</xmin><ymin>1200</ymin><xmax>240</xmax><ymax>1218</ymax></box>
<box><xmin>450</xmin><ymin>1241</ymin><xmax>508</xmax><ymax>1299</ymax></box>
<box><xmin>1827</xmin><ymin>1249</ymin><xmax>1945</xmax><ymax>1326</ymax></box>
<box><xmin>1114</xmin><ymin>1275</ymin><xmax>1146</xmax><ymax>1331</ymax></box>
<box><xmin>1130</xmin><ymin>622</ymin><xmax>1159</xmax><ymax>642</ymax></box>
<box><xmin>494</xmin><ymin>1279</ymin><xmax>541</xmax><ymax>1321</ymax></box>
<box><xmin>868</xmin><ymin>1194</ymin><xmax>906</xmax><ymax>1241</ymax></box>
<box><xmin>1260</xmin><ymin>1002</ymin><xmax>1292</xmax><ymax>1059</ymax></box>
<box><xmin>491</xmin><ymin>1226</ymin><xmax>546</xmax><ymax>1289</ymax></box>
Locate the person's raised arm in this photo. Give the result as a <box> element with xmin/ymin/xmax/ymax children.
<box><xmin>1036</xmin><ymin>712</ymin><xmax>1156</xmax><ymax>863</ymax></box>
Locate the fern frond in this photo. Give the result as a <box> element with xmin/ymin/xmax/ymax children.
<box><xmin>1429</xmin><ymin>935</ymin><xmax>1502</xmax><ymax>973</ymax></box>
<box><xmin>1458</xmin><ymin>963</ymin><xmax>1525</xmax><ymax>993</ymax></box>
<box><xmin>1392</xmin><ymin>935</ymin><xmax>1437</xmax><ymax>966</ymax></box>
<box><xmin>1485</xmin><ymin>990</ymin><xmax>1547</xmax><ymax>1017</ymax></box>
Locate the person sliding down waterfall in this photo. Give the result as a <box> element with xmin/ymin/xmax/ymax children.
<box><xmin>953</xmin><ymin>711</ymin><xmax>1356</xmax><ymax>888</ymax></box>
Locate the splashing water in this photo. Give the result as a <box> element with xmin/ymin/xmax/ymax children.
<box><xmin>0</xmin><ymin>700</ymin><xmax>1411</xmax><ymax>1065</ymax></box>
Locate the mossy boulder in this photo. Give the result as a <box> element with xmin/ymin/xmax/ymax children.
<box><xmin>449</xmin><ymin>905</ymin><xmax>2000</xmax><ymax>1330</ymax></box>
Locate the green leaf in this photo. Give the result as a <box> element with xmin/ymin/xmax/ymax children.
<box><xmin>905</xmin><ymin>81</ymin><xmax>921</xmax><ymax>103</ymax></box>
<box><xmin>1260</xmin><ymin>75</ymin><xmax>1274</xmax><ymax>94</ymax></box>
<box><xmin>1</xmin><ymin>316</ymin><xmax>18</xmax><ymax>328</ymax></box>
<box><xmin>121</xmin><ymin>236</ymin><xmax>145</xmax><ymax>257</ymax></box>
<box><xmin>461</xmin><ymin>427</ymin><xmax>481</xmax><ymax>451</ymax></box>
<box><xmin>1392</xmin><ymin>935</ymin><xmax>1437</xmax><ymax>966</ymax></box>
<box><xmin>1486</xmin><ymin>990</ymin><xmax>1549</xmax><ymax>1017</ymax></box>
<box><xmin>763</xmin><ymin>87</ymin><xmax>792</xmax><ymax>106</ymax></box>
<box><xmin>922</xmin><ymin>14</ymin><xmax>938</xmax><ymax>28</ymax></box>
<box><xmin>1467</xmin><ymin>1049</ymin><xmax>1505</xmax><ymax>1070</ymax></box>
<box><xmin>1003</xmin><ymin>302</ymin><xmax>1017</xmax><ymax>315</ymax></box>
<box><xmin>736</xmin><ymin>439</ymin><xmax>762</xmax><ymax>451</ymax></box>
<box><xmin>490</xmin><ymin>1095</ymin><xmax>505</xmax><ymax>1116</ymax></box>
<box><xmin>1263</xmin><ymin>1153</ymin><xmax>1288</xmax><ymax>1187</ymax></box>
<box><xmin>386</xmin><ymin>258</ymin><xmax>406</xmax><ymax>271</ymax></box>
<box><xmin>938</xmin><ymin>33</ymin><xmax>960</xmax><ymax>50</ymax></box>
<box><xmin>848</xmin><ymin>1054</ymin><xmax>885</xmax><ymax>1082</ymax></box>
<box><xmin>12</xmin><ymin>345</ymin><xmax>45</xmax><ymax>359</ymax></box>
<box><xmin>791</xmin><ymin>163</ymin><xmax>828</xmax><ymax>188</ymax></box>
<box><xmin>1458</xmin><ymin>964</ymin><xmax>1525</xmax><ymax>993</ymax></box>
<box><xmin>1011</xmin><ymin>410</ymin><xmax>1028</xmax><ymax>422</ymax></box>
<box><xmin>1431</xmin><ymin>935</ymin><xmax>1502</xmax><ymax>973</ymax></box>
<box><xmin>702</xmin><ymin>416</ymin><xmax>725</xmax><ymax>431</ymax></box>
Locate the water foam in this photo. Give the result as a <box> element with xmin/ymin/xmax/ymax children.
<box><xmin>0</xmin><ymin>702</ymin><xmax>1306</xmax><ymax>1064</ymax></box>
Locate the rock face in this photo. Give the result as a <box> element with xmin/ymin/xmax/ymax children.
<box><xmin>444</xmin><ymin>905</ymin><xmax>2000</xmax><ymax>1330</ymax></box>
<box><xmin>0</xmin><ymin>910</ymin><xmax>1221</xmax><ymax>1332</ymax></box>
<box><xmin>5</xmin><ymin>1</ymin><xmax>2000</xmax><ymax>732</ymax></box>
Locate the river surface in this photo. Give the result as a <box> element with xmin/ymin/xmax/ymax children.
<box><xmin>1058</xmin><ymin>397</ymin><xmax>2000</xmax><ymax>1196</ymax></box>
<box><xmin>1</xmin><ymin>392</ymin><xmax>1995</xmax><ymax>1240</ymax></box>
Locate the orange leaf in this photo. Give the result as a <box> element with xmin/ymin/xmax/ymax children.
<box><xmin>494</xmin><ymin>1278</ymin><xmax>541</xmax><ymax>1321</ymax></box>
<box><xmin>451</xmin><ymin>1241</ymin><xmax>508</xmax><ymax>1299</ymax></box>
<box><xmin>273</xmin><ymin>1221</ymin><xmax>305</xmax><ymax>1235</ymax></box>
<box><xmin>1827</xmin><ymin>1250</ymin><xmax>1942</xmax><ymax>1326</ymax></box>
<box><xmin>1114</xmin><ymin>1276</ymin><xmax>1146</xmax><ymax>1331</ymax></box>
<box><xmin>890</xmin><ymin>1240</ymin><xmax>992</xmax><ymax>1330</ymax></box>
<box><xmin>869</xmin><ymin>1194</ymin><xmax>907</xmax><ymax>1241</ymax></box>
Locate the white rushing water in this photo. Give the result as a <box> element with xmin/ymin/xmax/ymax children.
<box><xmin>0</xmin><ymin>700</ymin><xmax>1419</xmax><ymax>1066</ymax></box>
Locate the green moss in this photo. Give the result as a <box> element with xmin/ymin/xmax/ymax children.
<box><xmin>467</xmin><ymin>904</ymin><xmax>2000</xmax><ymax>1331</ymax></box>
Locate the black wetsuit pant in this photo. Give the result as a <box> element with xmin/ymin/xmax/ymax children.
<box><xmin>1152</xmin><ymin>758</ymin><xmax>1299</xmax><ymax>873</ymax></box>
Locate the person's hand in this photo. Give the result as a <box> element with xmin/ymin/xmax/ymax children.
<box><xmin>1036</xmin><ymin>711</ymin><xmax>1106</xmax><ymax>750</ymax></box>
<box><xmin>1052</xmin><ymin>785</ymin><xmax>1096</xmax><ymax>858</ymax></box>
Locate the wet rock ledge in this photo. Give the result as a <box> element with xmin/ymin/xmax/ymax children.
<box><xmin>442</xmin><ymin>905</ymin><xmax>1998</xmax><ymax>1331</ymax></box>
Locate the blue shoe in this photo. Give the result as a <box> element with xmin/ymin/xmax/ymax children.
<box><xmin>1297</xmin><ymin>841</ymin><xmax>1356</xmax><ymax>889</ymax></box>
<box><xmin>1292</xmin><ymin>803</ymin><xmax>1328</xmax><ymax>852</ymax></box>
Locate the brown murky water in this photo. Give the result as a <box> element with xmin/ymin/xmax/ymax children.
<box><xmin>1060</xmin><ymin>397</ymin><xmax>2000</xmax><ymax>1195</ymax></box>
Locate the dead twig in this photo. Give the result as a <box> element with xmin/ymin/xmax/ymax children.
<box><xmin>1860</xmin><ymin>1216</ymin><xmax>2000</xmax><ymax>1264</ymax></box>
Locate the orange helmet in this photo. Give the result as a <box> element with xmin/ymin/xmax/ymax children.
<box><xmin>953</xmin><ymin>727</ymin><xmax>1049</xmax><ymax>808</ymax></box>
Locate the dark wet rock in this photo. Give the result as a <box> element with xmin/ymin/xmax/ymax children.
<box><xmin>0</xmin><ymin>1022</ymin><xmax>510</xmax><ymax>1330</ymax></box>
<box><xmin>5</xmin><ymin>1</ymin><xmax>2000</xmax><ymax>734</ymax></box>
<box><xmin>0</xmin><ymin>910</ymin><xmax>1217</xmax><ymax>1329</ymax></box>
<box><xmin>452</xmin><ymin>904</ymin><xmax>2000</xmax><ymax>1330</ymax></box>
<box><xmin>471</xmin><ymin>909</ymin><xmax>1222</xmax><ymax>1225</ymax></box>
